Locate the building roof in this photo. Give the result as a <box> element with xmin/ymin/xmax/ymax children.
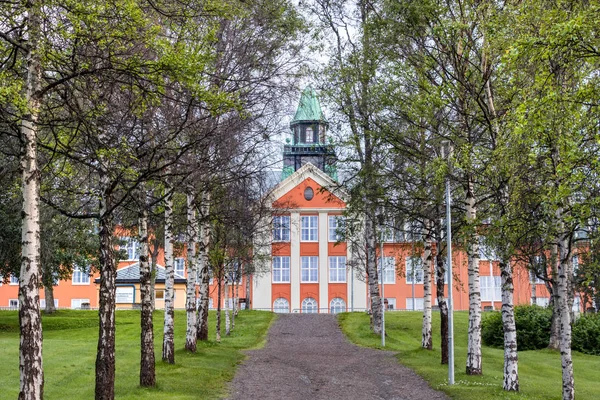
<box><xmin>290</xmin><ymin>87</ymin><xmax>328</xmax><ymax>125</ymax></box>
<box><xmin>94</xmin><ymin>263</ymin><xmax>186</xmax><ymax>284</ymax></box>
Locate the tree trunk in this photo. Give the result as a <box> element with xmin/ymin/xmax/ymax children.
<box><xmin>138</xmin><ymin>199</ymin><xmax>155</xmax><ymax>387</ymax></box>
<box><xmin>196</xmin><ymin>192</ymin><xmax>210</xmax><ymax>341</ymax></box>
<box><xmin>95</xmin><ymin>178</ymin><xmax>116</xmax><ymax>400</ymax></box>
<box><xmin>421</xmin><ymin>226</ymin><xmax>433</xmax><ymax>350</ymax></box>
<box><xmin>184</xmin><ymin>193</ymin><xmax>198</xmax><ymax>352</ymax></box>
<box><xmin>436</xmin><ymin>238</ymin><xmax>448</xmax><ymax>364</ymax></box>
<box><xmin>500</xmin><ymin>259</ymin><xmax>519</xmax><ymax>391</ymax></box>
<box><xmin>531</xmin><ymin>278</ymin><xmax>537</xmax><ymax>305</ymax></box>
<box><xmin>466</xmin><ymin>179</ymin><xmax>482</xmax><ymax>375</ymax></box>
<box><xmin>557</xmin><ymin>219</ymin><xmax>574</xmax><ymax>400</ymax></box>
<box><xmin>548</xmin><ymin>245</ymin><xmax>561</xmax><ymax>350</ymax></box>
<box><xmin>162</xmin><ymin>188</ymin><xmax>175</xmax><ymax>363</ymax></box>
<box><xmin>365</xmin><ymin>211</ymin><xmax>382</xmax><ymax>335</ymax></box>
<box><xmin>245</xmin><ymin>273</ymin><xmax>251</xmax><ymax>310</ymax></box>
<box><xmin>44</xmin><ymin>282</ymin><xmax>56</xmax><ymax>314</ymax></box>
<box><xmin>150</xmin><ymin>243</ymin><xmax>158</xmax><ymax>313</ymax></box>
<box><xmin>216</xmin><ymin>276</ymin><xmax>222</xmax><ymax>342</ymax></box>
<box><xmin>19</xmin><ymin>1</ymin><xmax>44</xmax><ymax>398</ymax></box>
<box><xmin>225</xmin><ymin>279</ymin><xmax>231</xmax><ymax>336</ymax></box>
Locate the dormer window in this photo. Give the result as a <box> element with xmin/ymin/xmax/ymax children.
<box><xmin>305</xmin><ymin>127</ymin><xmax>314</xmax><ymax>143</ymax></box>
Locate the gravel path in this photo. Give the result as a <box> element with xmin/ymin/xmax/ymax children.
<box><xmin>227</xmin><ymin>314</ymin><xmax>448</xmax><ymax>400</ymax></box>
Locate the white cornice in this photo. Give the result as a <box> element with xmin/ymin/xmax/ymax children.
<box><xmin>265</xmin><ymin>163</ymin><xmax>349</xmax><ymax>204</ymax></box>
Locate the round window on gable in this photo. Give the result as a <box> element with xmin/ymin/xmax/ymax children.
<box><xmin>304</xmin><ymin>186</ymin><xmax>314</xmax><ymax>201</ymax></box>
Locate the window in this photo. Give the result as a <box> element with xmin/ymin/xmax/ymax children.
<box><xmin>209</xmin><ymin>298</ymin><xmax>214</xmax><ymax>309</ymax></box>
<box><xmin>301</xmin><ymin>256</ymin><xmax>318</xmax><ymax>282</ymax></box>
<box><xmin>71</xmin><ymin>299</ymin><xmax>90</xmax><ymax>309</ymax></box>
<box><xmin>40</xmin><ymin>299</ymin><xmax>59</xmax><ymax>308</ymax></box>
<box><xmin>572</xmin><ymin>255</ymin><xmax>579</xmax><ymax>274</ymax></box>
<box><xmin>535</xmin><ymin>297</ymin><xmax>550</xmax><ymax>307</ymax></box>
<box><xmin>72</xmin><ymin>265</ymin><xmax>90</xmax><ymax>285</ymax></box>
<box><xmin>174</xmin><ymin>258</ymin><xmax>185</xmax><ymax>277</ymax></box>
<box><xmin>530</xmin><ymin>270</ymin><xmax>544</xmax><ymax>284</ymax></box>
<box><xmin>273</xmin><ymin>216</ymin><xmax>290</xmax><ymax>242</ymax></box>
<box><xmin>406</xmin><ymin>298</ymin><xmax>424</xmax><ymax>310</ymax></box>
<box><xmin>120</xmin><ymin>237</ymin><xmax>139</xmax><ymax>260</ymax></box>
<box><xmin>9</xmin><ymin>299</ymin><xmax>19</xmax><ymax>309</ymax></box>
<box><xmin>383</xmin><ymin>298</ymin><xmax>396</xmax><ymax>310</ymax></box>
<box><xmin>273</xmin><ymin>298</ymin><xmax>290</xmax><ymax>313</ymax></box>
<box><xmin>301</xmin><ymin>216</ymin><xmax>318</xmax><ymax>241</ymax></box>
<box><xmin>272</xmin><ymin>256</ymin><xmax>290</xmax><ymax>283</ymax></box>
<box><xmin>481</xmin><ymin>276</ymin><xmax>502</xmax><ymax>301</ymax></box>
<box><xmin>155</xmin><ymin>290</ymin><xmax>165</xmax><ymax>300</ymax></box>
<box><xmin>329</xmin><ymin>256</ymin><xmax>346</xmax><ymax>283</ymax></box>
<box><xmin>328</xmin><ymin>216</ymin><xmax>345</xmax><ymax>242</ymax></box>
<box><xmin>302</xmin><ymin>297</ymin><xmax>318</xmax><ymax>313</ymax></box>
<box><xmin>377</xmin><ymin>257</ymin><xmax>395</xmax><ymax>284</ymax></box>
<box><xmin>406</xmin><ymin>257</ymin><xmax>424</xmax><ymax>284</ymax></box>
<box><xmin>9</xmin><ymin>275</ymin><xmax>18</xmax><ymax>285</ymax></box>
<box><xmin>478</xmin><ymin>239</ymin><xmax>498</xmax><ymax>261</ymax></box>
<box><xmin>330</xmin><ymin>298</ymin><xmax>346</xmax><ymax>314</ymax></box>
<box><xmin>305</xmin><ymin>127</ymin><xmax>314</xmax><ymax>143</ymax></box>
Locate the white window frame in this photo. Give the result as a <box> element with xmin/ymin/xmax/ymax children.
<box><xmin>377</xmin><ymin>257</ymin><xmax>395</xmax><ymax>284</ymax></box>
<box><xmin>272</xmin><ymin>256</ymin><xmax>290</xmax><ymax>283</ymax></box>
<box><xmin>535</xmin><ymin>297</ymin><xmax>550</xmax><ymax>307</ymax></box>
<box><xmin>72</xmin><ymin>265</ymin><xmax>90</xmax><ymax>285</ymax></box>
<box><xmin>9</xmin><ymin>299</ymin><xmax>19</xmax><ymax>309</ymax></box>
<box><xmin>406</xmin><ymin>257</ymin><xmax>424</xmax><ymax>284</ymax></box>
<box><xmin>383</xmin><ymin>298</ymin><xmax>396</xmax><ymax>310</ymax></box>
<box><xmin>301</xmin><ymin>216</ymin><xmax>318</xmax><ymax>242</ymax></box>
<box><xmin>530</xmin><ymin>270</ymin><xmax>544</xmax><ymax>284</ymax></box>
<box><xmin>209</xmin><ymin>298</ymin><xmax>214</xmax><ymax>309</ymax></box>
<box><xmin>120</xmin><ymin>236</ymin><xmax>140</xmax><ymax>261</ymax></box>
<box><xmin>9</xmin><ymin>275</ymin><xmax>19</xmax><ymax>285</ymax></box>
<box><xmin>328</xmin><ymin>215</ymin><xmax>345</xmax><ymax>242</ymax></box>
<box><xmin>301</xmin><ymin>256</ymin><xmax>319</xmax><ymax>283</ymax></box>
<box><xmin>273</xmin><ymin>298</ymin><xmax>290</xmax><ymax>313</ymax></box>
<box><xmin>481</xmin><ymin>275</ymin><xmax>502</xmax><ymax>301</ymax></box>
<box><xmin>330</xmin><ymin>298</ymin><xmax>346</xmax><ymax>314</ymax></box>
<box><xmin>174</xmin><ymin>257</ymin><xmax>185</xmax><ymax>277</ymax></box>
<box><xmin>71</xmin><ymin>298</ymin><xmax>90</xmax><ymax>309</ymax></box>
<box><xmin>572</xmin><ymin>255</ymin><xmax>579</xmax><ymax>274</ymax></box>
<box><xmin>329</xmin><ymin>256</ymin><xmax>346</xmax><ymax>283</ymax></box>
<box><xmin>301</xmin><ymin>297</ymin><xmax>318</xmax><ymax>313</ymax></box>
<box><xmin>305</xmin><ymin>127</ymin><xmax>314</xmax><ymax>143</ymax></box>
<box><xmin>40</xmin><ymin>299</ymin><xmax>59</xmax><ymax>308</ymax></box>
<box><xmin>406</xmin><ymin>297</ymin><xmax>424</xmax><ymax>310</ymax></box>
<box><xmin>273</xmin><ymin>215</ymin><xmax>291</xmax><ymax>242</ymax></box>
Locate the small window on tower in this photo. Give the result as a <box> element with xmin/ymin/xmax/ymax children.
<box><xmin>305</xmin><ymin>127</ymin><xmax>313</xmax><ymax>143</ymax></box>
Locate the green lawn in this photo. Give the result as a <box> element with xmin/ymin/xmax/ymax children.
<box><xmin>0</xmin><ymin>309</ymin><xmax>274</xmax><ymax>399</ymax></box>
<box><xmin>339</xmin><ymin>311</ymin><xmax>600</xmax><ymax>400</ymax></box>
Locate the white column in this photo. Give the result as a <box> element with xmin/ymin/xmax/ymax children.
<box><xmin>349</xmin><ymin>243</ymin><xmax>368</xmax><ymax>311</ymax></box>
<box><xmin>319</xmin><ymin>212</ymin><xmax>329</xmax><ymax>313</ymax></box>
<box><xmin>252</xmin><ymin>216</ymin><xmax>272</xmax><ymax>310</ymax></box>
<box><xmin>290</xmin><ymin>212</ymin><xmax>300</xmax><ymax>312</ymax></box>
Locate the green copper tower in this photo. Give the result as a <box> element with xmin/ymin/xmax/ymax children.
<box><xmin>282</xmin><ymin>87</ymin><xmax>337</xmax><ymax>180</ymax></box>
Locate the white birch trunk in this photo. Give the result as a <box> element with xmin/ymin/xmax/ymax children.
<box><xmin>216</xmin><ymin>276</ymin><xmax>222</xmax><ymax>342</ymax></box>
<box><xmin>196</xmin><ymin>191</ymin><xmax>210</xmax><ymax>341</ymax></box>
<box><xmin>557</xmin><ymin>218</ymin><xmax>574</xmax><ymax>400</ymax></box>
<box><xmin>185</xmin><ymin>193</ymin><xmax>198</xmax><ymax>352</ymax></box>
<box><xmin>95</xmin><ymin>170</ymin><xmax>117</xmax><ymax>400</ymax></box>
<box><xmin>225</xmin><ymin>279</ymin><xmax>231</xmax><ymax>336</ymax></box>
<box><xmin>466</xmin><ymin>180</ymin><xmax>482</xmax><ymax>375</ymax></box>
<box><xmin>365</xmin><ymin>211</ymin><xmax>382</xmax><ymax>335</ymax></box>
<box><xmin>421</xmin><ymin>224</ymin><xmax>433</xmax><ymax>350</ymax></box>
<box><xmin>138</xmin><ymin>198</ymin><xmax>155</xmax><ymax>386</ymax></box>
<box><xmin>19</xmin><ymin>1</ymin><xmax>44</xmax><ymax>398</ymax></box>
<box><xmin>162</xmin><ymin>188</ymin><xmax>175</xmax><ymax>363</ymax></box>
<box><xmin>500</xmin><ymin>259</ymin><xmax>519</xmax><ymax>391</ymax></box>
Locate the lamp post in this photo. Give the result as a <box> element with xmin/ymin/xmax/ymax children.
<box><xmin>380</xmin><ymin>227</ymin><xmax>385</xmax><ymax>347</ymax></box>
<box><xmin>442</xmin><ymin>140</ymin><xmax>455</xmax><ymax>385</ymax></box>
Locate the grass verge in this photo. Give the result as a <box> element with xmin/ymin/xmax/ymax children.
<box><xmin>0</xmin><ymin>309</ymin><xmax>274</xmax><ymax>399</ymax></box>
<box><xmin>338</xmin><ymin>311</ymin><xmax>600</xmax><ymax>400</ymax></box>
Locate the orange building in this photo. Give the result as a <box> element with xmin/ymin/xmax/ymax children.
<box><xmin>251</xmin><ymin>88</ymin><xmax>561</xmax><ymax>314</ymax></box>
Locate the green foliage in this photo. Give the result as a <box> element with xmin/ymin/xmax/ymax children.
<box><xmin>482</xmin><ymin>305</ymin><xmax>552</xmax><ymax>351</ymax></box>
<box><xmin>572</xmin><ymin>313</ymin><xmax>600</xmax><ymax>356</ymax></box>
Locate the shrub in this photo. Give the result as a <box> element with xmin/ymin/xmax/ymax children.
<box><xmin>481</xmin><ymin>305</ymin><xmax>552</xmax><ymax>350</ymax></box>
<box><xmin>572</xmin><ymin>313</ymin><xmax>600</xmax><ymax>356</ymax></box>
